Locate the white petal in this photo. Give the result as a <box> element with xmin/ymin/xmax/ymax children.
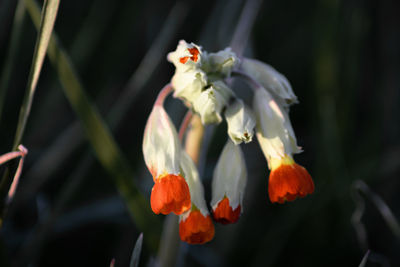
<box><xmin>180</xmin><ymin>151</ymin><xmax>209</xmax><ymax>218</ymax></box>
<box><xmin>193</xmin><ymin>82</ymin><xmax>232</xmax><ymax>124</ymax></box>
<box><xmin>242</xmin><ymin>58</ymin><xmax>298</xmax><ymax>105</ymax></box>
<box><xmin>167</xmin><ymin>40</ymin><xmax>203</xmax><ymax>72</ymax></box>
<box><xmin>225</xmin><ymin>99</ymin><xmax>256</xmax><ymax>144</ymax></box>
<box><xmin>142</xmin><ymin>106</ymin><xmax>181</xmax><ymax>178</ymax></box>
<box><xmin>202</xmin><ymin>47</ymin><xmax>239</xmax><ymax>77</ymax></box>
<box><xmin>211</xmin><ymin>139</ymin><xmax>247</xmax><ymax>211</ymax></box>
<box><xmin>171</xmin><ymin>70</ymin><xmax>207</xmax><ymax>103</ymax></box>
<box><xmin>253</xmin><ymin>88</ymin><xmax>301</xmax><ymax>166</ymax></box>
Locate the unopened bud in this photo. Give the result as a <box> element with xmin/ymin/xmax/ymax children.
<box><xmin>225</xmin><ymin>99</ymin><xmax>256</xmax><ymax>144</ymax></box>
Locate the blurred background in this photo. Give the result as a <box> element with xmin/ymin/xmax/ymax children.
<box><xmin>0</xmin><ymin>0</ymin><xmax>399</xmax><ymax>266</ymax></box>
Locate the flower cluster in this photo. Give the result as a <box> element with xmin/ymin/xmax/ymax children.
<box><xmin>142</xmin><ymin>40</ymin><xmax>314</xmax><ymax>245</ymax></box>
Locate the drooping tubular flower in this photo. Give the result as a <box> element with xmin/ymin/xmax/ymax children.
<box><xmin>142</xmin><ymin>95</ymin><xmax>191</xmax><ymax>215</ymax></box>
<box><xmin>179</xmin><ymin>151</ymin><xmax>214</xmax><ymax>244</ymax></box>
<box><xmin>253</xmin><ymin>87</ymin><xmax>314</xmax><ymax>203</ymax></box>
<box><xmin>211</xmin><ymin>139</ymin><xmax>247</xmax><ymax>224</ymax></box>
<box><xmin>225</xmin><ymin>99</ymin><xmax>256</xmax><ymax>144</ymax></box>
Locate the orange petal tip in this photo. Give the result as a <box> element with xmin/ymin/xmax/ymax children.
<box><xmin>179</xmin><ymin>47</ymin><xmax>200</xmax><ymax>64</ymax></box>
<box><xmin>150</xmin><ymin>174</ymin><xmax>191</xmax><ymax>215</ymax></box>
<box><xmin>268</xmin><ymin>161</ymin><xmax>314</xmax><ymax>204</ymax></box>
<box><xmin>212</xmin><ymin>197</ymin><xmax>241</xmax><ymax>224</ymax></box>
<box><xmin>179</xmin><ymin>210</ymin><xmax>215</xmax><ymax>244</ymax></box>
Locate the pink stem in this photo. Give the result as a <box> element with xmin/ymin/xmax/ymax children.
<box><xmin>154</xmin><ymin>83</ymin><xmax>173</xmax><ymax>106</ymax></box>
<box><xmin>0</xmin><ymin>145</ymin><xmax>28</xmax><ymax>202</ymax></box>
<box><xmin>178</xmin><ymin>110</ymin><xmax>193</xmax><ymax>141</ymax></box>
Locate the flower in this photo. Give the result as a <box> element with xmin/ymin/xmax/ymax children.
<box><xmin>268</xmin><ymin>154</ymin><xmax>314</xmax><ymax>204</ymax></box>
<box><xmin>241</xmin><ymin>58</ymin><xmax>298</xmax><ymax>106</ymax></box>
<box><xmin>212</xmin><ymin>197</ymin><xmax>241</xmax><ymax>225</ymax></box>
<box><xmin>253</xmin><ymin>88</ymin><xmax>301</xmax><ymax>164</ymax></box>
<box><xmin>193</xmin><ymin>81</ymin><xmax>233</xmax><ymax>124</ymax></box>
<box><xmin>211</xmin><ymin>139</ymin><xmax>247</xmax><ymax>224</ymax></box>
<box><xmin>179</xmin><ymin>209</ymin><xmax>215</xmax><ymax>245</ymax></box>
<box><xmin>150</xmin><ymin>174</ymin><xmax>191</xmax><ymax>214</ymax></box>
<box><xmin>179</xmin><ymin>151</ymin><xmax>214</xmax><ymax>244</ymax></box>
<box><xmin>225</xmin><ymin>99</ymin><xmax>256</xmax><ymax>144</ymax></box>
<box><xmin>167</xmin><ymin>40</ymin><xmax>203</xmax><ymax>71</ymax></box>
<box><xmin>143</xmin><ymin>105</ymin><xmax>191</xmax><ymax>215</ymax></box>
<box><xmin>202</xmin><ymin>47</ymin><xmax>239</xmax><ymax>77</ymax></box>
<box><xmin>253</xmin><ymin>88</ymin><xmax>314</xmax><ymax>203</ymax></box>
<box><xmin>171</xmin><ymin>70</ymin><xmax>207</xmax><ymax>103</ymax></box>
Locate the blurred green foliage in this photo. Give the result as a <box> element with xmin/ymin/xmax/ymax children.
<box><xmin>0</xmin><ymin>0</ymin><xmax>399</xmax><ymax>266</ymax></box>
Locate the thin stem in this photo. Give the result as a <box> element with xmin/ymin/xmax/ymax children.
<box><xmin>154</xmin><ymin>84</ymin><xmax>173</xmax><ymax>106</ymax></box>
<box><xmin>0</xmin><ymin>145</ymin><xmax>28</xmax><ymax>204</ymax></box>
<box><xmin>184</xmin><ymin>115</ymin><xmax>204</xmax><ymax>165</ymax></box>
<box><xmin>7</xmin><ymin>145</ymin><xmax>28</xmax><ymax>202</ymax></box>
<box><xmin>178</xmin><ymin>110</ymin><xmax>193</xmax><ymax>141</ymax></box>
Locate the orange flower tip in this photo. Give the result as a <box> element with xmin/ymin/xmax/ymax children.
<box><xmin>212</xmin><ymin>197</ymin><xmax>241</xmax><ymax>225</ymax></box>
<box><xmin>150</xmin><ymin>174</ymin><xmax>191</xmax><ymax>215</ymax></box>
<box><xmin>268</xmin><ymin>161</ymin><xmax>314</xmax><ymax>204</ymax></box>
<box><xmin>179</xmin><ymin>47</ymin><xmax>200</xmax><ymax>64</ymax></box>
<box><xmin>179</xmin><ymin>210</ymin><xmax>215</xmax><ymax>245</ymax></box>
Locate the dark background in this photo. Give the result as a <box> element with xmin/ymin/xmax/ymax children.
<box><xmin>0</xmin><ymin>0</ymin><xmax>399</xmax><ymax>266</ymax></box>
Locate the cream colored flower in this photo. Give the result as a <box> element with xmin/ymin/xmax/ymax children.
<box><xmin>192</xmin><ymin>81</ymin><xmax>233</xmax><ymax>124</ymax></box>
<box><xmin>210</xmin><ymin>139</ymin><xmax>247</xmax><ymax>223</ymax></box>
<box><xmin>171</xmin><ymin>70</ymin><xmax>207</xmax><ymax>103</ymax></box>
<box><xmin>142</xmin><ymin>105</ymin><xmax>181</xmax><ymax>178</ymax></box>
<box><xmin>225</xmin><ymin>99</ymin><xmax>256</xmax><ymax>144</ymax></box>
<box><xmin>167</xmin><ymin>40</ymin><xmax>203</xmax><ymax>72</ymax></box>
<box><xmin>203</xmin><ymin>47</ymin><xmax>239</xmax><ymax>77</ymax></box>
<box><xmin>253</xmin><ymin>88</ymin><xmax>301</xmax><ymax>169</ymax></box>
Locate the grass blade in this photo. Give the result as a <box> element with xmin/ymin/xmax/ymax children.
<box><xmin>24</xmin><ymin>0</ymin><xmax>161</xmax><ymax>251</ymax></box>
<box><xmin>130</xmin><ymin>233</ymin><xmax>143</xmax><ymax>267</ymax></box>
<box><xmin>0</xmin><ymin>0</ymin><xmax>59</xmax><ymax>223</ymax></box>
<box><xmin>358</xmin><ymin>250</ymin><xmax>370</xmax><ymax>267</ymax></box>
<box><xmin>13</xmin><ymin>0</ymin><xmax>60</xmax><ymax>149</ymax></box>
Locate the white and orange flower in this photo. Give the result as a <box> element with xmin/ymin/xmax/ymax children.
<box><xmin>143</xmin><ymin>103</ymin><xmax>191</xmax><ymax>215</ymax></box>
<box><xmin>253</xmin><ymin>87</ymin><xmax>314</xmax><ymax>203</ymax></box>
<box><xmin>211</xmin><ymin>139</ymin><xmax>247</xmax><ymax>224</ymax></box>
<box><xmin>179</xmin><ymin>151</ymin><xmax>214</xmax><ymax>244</ymax></box>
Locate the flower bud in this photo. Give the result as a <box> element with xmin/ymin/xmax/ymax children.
<box><xmin>167</xmin><ymin>40</ymin><xmax>202</xmax><ymax>71</ymax></box>
<box><xmin>143</xmin><ymin>105</ymin><xmax>191</xmax><ymax>215</ymax></box>
<box><xmin>179</xmin><ymin>151</ymin><xmax>214</xmax><ymax>244</ymax></box>
<box><xmin>253</xmin><ymin>88</ymin><xmax>301</xmax><ymax>167</ymax></box>
<box><xmin>171</xmin><ymin>70</ymin><xmax>207</xmax><ymax>103</ymax></box>
<box><xmin>202</xmin><ymin>47</ymin><xmax>239</xmax><ymax>77</ymax></box>
<box><xmin>241</xmin><ymin>58</ymin><xmax>298</xmax><ymax>105</ymax></box>
<box><xmin>193</xmin><ymin>81</ymin><xmax>232</xmax><ymax>124</ymax></box>
<box><xmin>211</xmin><ymin>139</ymin><xmax>247</xmax><ymax>224</ymax></box>
<box><xmin>225</xmin><ymin>99</ymin><xmax>256</xmax><ymax>144</ymax></box>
